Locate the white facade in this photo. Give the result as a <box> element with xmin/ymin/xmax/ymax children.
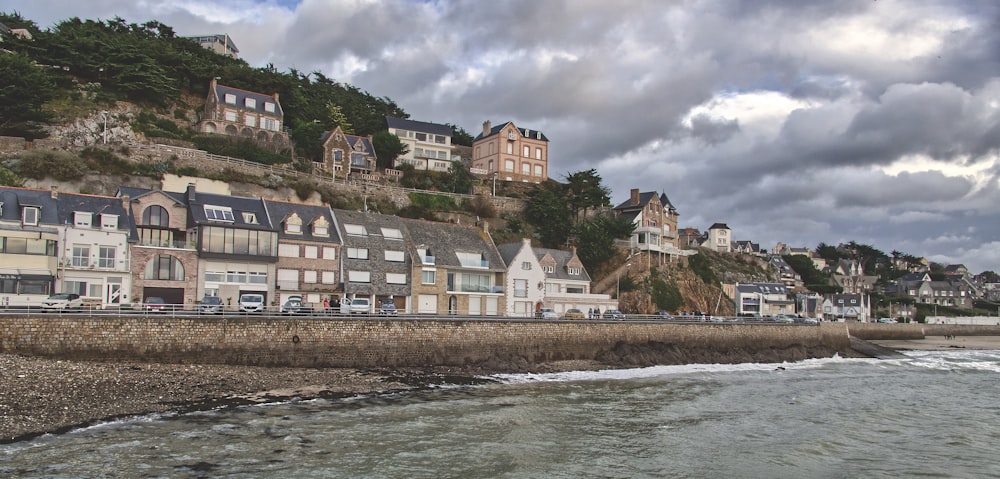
<box><xmin>502</xmin><ymin>239</ymin><xmax>547</xmax><ymax>317</ymax></box>
<box><xmin>58</xmin><ymin>213</ymin><xmax>132</xmax><ymax>307</ymax></box>
<box><xmin>388</xmin><ymin>118</ymin><xmax>454</xmax><ymax>172</ymax></box>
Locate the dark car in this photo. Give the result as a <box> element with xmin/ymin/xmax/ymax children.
<box><xmin>198</xmin><ymin>296</ymin><xmax>224</xmax><ymax>314</ymax></box>
<box><xmin>281</xmin><ymin>296</ymin><xmax>312</xmax><ymax>315</ymax></box>
<box><xmin>602</xmin><ymin>309</ymin><xmax>626</xmax><ymax>320</ymax></box>
<box><xmin>654</xmin><ymin>311</ymin><xmax>675</xmax><ymax>320</ymax></box>
<box><xmin>143</xmin><ymin>296</ymin><xmax>169</xmax><ymax>312</ymax></box>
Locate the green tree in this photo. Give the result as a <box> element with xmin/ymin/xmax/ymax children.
<box><xmin>443</xmin><ymin>160</ymin><xmax>475</xmax><ymax>194</ymax></box>
<box><xmin>574</xmin><ymin>215</ymin><xmax>636</xmax><ymax>273</ymax></box>
<box><xmin>564</xmin><ymin>169</ymin><xmax>611</xmax><ymax>223</ymax></box>
<box><xmin>524</xmin><ymin>180</ymin><xmax>573</xmax><ymax>248</ymax></box>
<box><xmin>0</xmin><ymin>165</ymin><xmax>25</xmax><ymax>187</ymax></box>
<box><xmin>326</xmin><ymin>101</ymin><xmax>354</xmax><ymax>134</ymax></box>
<box><xmin>650</xmin><ymin>275</ymin><xmax>683</xmax><ymax>312</ymax></box>
<box><xmin>449</xmin><ymin>123</ymin><xmax>475</xmax><ymax>146</ymax></box>
<box><xmin>0</xmin><ymin>53</ymin><xmax>55</xmax><ymax>139</ymax></box>
<box><xmin>372</xmin><ymin>130</ymin><xmax>407</xmax><ymax>169</ymax></box>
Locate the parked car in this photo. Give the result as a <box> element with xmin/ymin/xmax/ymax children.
<box><xmin>877</xmin><ymin>317</ymin><xmax>898</xmax><ymax>324</ymax></box>
<box><xmin>654</xmin><ymin>311</ymin><xmax>675</xmax><ymax>320</ymax></box>
<box><xmin>774</xmin><ymin>315</ymin><xmax>795</xmax><ymax>323</ymax></box>
<box><xmin>602</xmin><ymin>309</ymin><xmax>626</xmax><ymax>320</ymax></box>
<box><xmin>41</xmin><ymin>293</ymin><xmax>83</xmax><ymax>311</ymax></box>
<box><xmin>341</xmin><ymin>297</ymin><xmax>371</xmax><ymax>315</ymax></box>
<box><xmin>379</xmin><ymin>298</ymin><xmax>398</xmax><ymax>316</ymax></box>
<box><xmin>239</xmin><ymin>293</ymin><xmax>265</xmax><ymax>313</ymax></box>
<box><xmin>536</xmin><ymin>307</ymin><xmax>558</xmax><ymax>320</ymax></box>
<box><xmin>281</xmin><ymin>296</ymin><xmax>312</xmax><ymax>315</ymax></box>
<box><xmin>197</xmin><ymin>295</ymin><xmax>224</xmax><ymax>314</ymax></box>
<box><xmin>563</xmin><ymin>308</ymin><xmax>586</xmax><ymax>320</ymax></box>
<box><xmin>143</xmin><ymin>296</ymin><xmax>170</xmax><ymax>312</ymax></box>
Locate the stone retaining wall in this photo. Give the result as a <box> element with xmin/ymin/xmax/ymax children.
<box><xmin>0</xmin><ymin>316</ymin><xmax>852</xmax><ymax>369</ymax></box>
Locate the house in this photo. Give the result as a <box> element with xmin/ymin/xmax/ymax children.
<box><xmin>118</xmin><ymin>186</ymin><xmax>200</xmax><ymax>307</ymax></box>
<box><xmin>185</xmin><ymin>185</ymin><xmax>278</xmax><ymax>307</ymax></box>
<box><xmin>386</xmin><ymin>116</ymin><xmax>454</xmax><ymax>172</ymax></box>
<box><xmin>822</xmin><ymin>293</ymin><xmax>872</xmax><ymax>322</ymax></box>
<box><xmin>55</xmin><ymin>192</ymin><xmax>133</xmax><ymax>308</ymax></box>
<box><xmin>769</xmin><ymin>255</ymin><xmax>802</xmax><ymax>289</ymax></box>
<box><xmin>332</xmin><ymin>209</ymin><xmax>411</xmax><ymax>310</ymax></box>
<box><xmin>497</xmin><ymin>239</ymin><xmax>547</xmax><ymax>317</ymax></box>
<box><xmin>733</xmin><ymin>282</ymin><xmax>795</xmax><ymax>317</ymax></box>
<box><xmin>677</xmin><ymin>227</ymin><xmax>704</xmax><ymax>249</ymax></box>
<box><xmin>265</xmin><ymin>200</ymin><xmax>341</xmax><ymax>308</ymax></box>
<box><xmin>320</xmin><ymin>126</ymin><xmax>378</xmax><ymax>179</ymax></box>
<box><xmin>612</xmin><ymin>189</ymin><xmax>689</xmax><ymax>264</ymax></box>
<box><xmin>828</xmin><ymin>259</ymin><xmax>877</xmax><ymax>294</ymax></box>
<box><xmin>703</xmin><ymin>223</ymin><xmax>731</xmax><ymax>253</ymax></box>
<box><xmin>534</xmin><ymin>245</ymin><xmax>614</xmax><ymax>316</ymax></box>
<box><xmin>197</xmin><ymin>78</ymin><xmax>289</xmax><ymax>147</ymax></box>
<box><xmin>184</xmin><ymin>34</ymin><xmax>239</xmax><ymax>58</ymax></box>
<box><xmin>732</xmin><ymin>240</ymin><xmax>762</xmax><ymax>255</ymax></box>
<box><xmin>402</xmin><ymin>217</ymin><xmax>506</xmax><ymax>315</ymax></box>
<box><xmin>890</xmin><ymin>272</ymin><xmax>971</xmax><ymax>309</ymax></box>
<box><xmin>471</xmin><ymin>120</ymin><xmax>549</xmax><ymax>183</ymax></box>
<box><xmin>0</xmin><ymin>187</ymin><xmax>59</xmax><ymax>306</ymax></box>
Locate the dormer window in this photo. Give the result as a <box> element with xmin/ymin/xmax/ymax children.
<box><xmin>381</xmin><ymin>227</ymin><xmax>402</xmax><ymax>240</ymax></box>
<box><xmin>224</xmin><ymin>93</ymin><xmax>237</xmax><ymax>105</ymax></box>
<box><xmin>313</xmin><ymin>224</ymin><xmax>328</xmax><ymax>236</ymax></box>
<box><xmin>204</xmin><ymin>205</ymin><xmax>234</xmax><ymax>222</ymax></box>
<box><xmin>100</xmin><ymin>214</ymin><xmax>118</xmax><ymax>230</ymax></box>
<box><xmin>286</xmin><ymin>222</ymin><xmax>301</xmax><ymax>234</ymax></box>
<box><xmin>344</xmin><ymin>224</ymin><xmax>367</xmax><ymax>236</ymax></box>
<box><xmin>264</xmin><ymin>102</ymin><xmax>275</xmax><ymax>113</ymax></box>
<box><xmin>245</xmin><ymin>98</ymin><xmax>256</xmax><ymax>109</ymax></box>
<box><xmin>242</xmin><ymin>212</ymin><xmax>257</xmax><ymax>224</ymax></box>
<box><xmin>22</xmin><ymin>206</ymin><xmax>39</xmax><ymax>226</ymax></box>
<box><xmin>457</xmin><ymin>251</ymin><xmax>487</xmax><ymax>268</ymax></box>
<box><xmin>74</xmin><ymin>211</ymin><xmax>92</xmax><ymax>227</ymax></box>
<box><xmin>542</xmin><ymin>265</ymin><xmax>554</xmax><ymax>273</ymax></box>
<box><xmin>568</xmin><ymin>267</ymin><xmax>581</xmax><ymax>275</ymax></box>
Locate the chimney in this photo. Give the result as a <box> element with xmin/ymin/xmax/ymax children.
<box><xmin>482</xmin><ymin>120</ymin><xmax>491</xmax><ymax>136</ymax></box>
<box><xmin>120</xmin><ymin>194</ymin><xmax>130</xmax><ymax>210</ymax></box>
<box><xmin>273</xmin><ymin>91</ymin><xmax>279</xmax><ymax>102</ymax></box>
<box><xmin>186</xmin><ymin>183</ymin><xmax>196</xmax><ymax>202</ymax></box>
<box><xmin>630</xmin><ymin>188</ymin><xmax>640</xmax><ymax>205</ymax></box>
<box><xmin>50</xmin><ymin>186</ymin><xmax>58</xmax><ymax>199</ymax></box>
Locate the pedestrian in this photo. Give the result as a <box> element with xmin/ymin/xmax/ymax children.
<box><xmin>588</xmin><ymin>308</ymin><xmax>594</xmax><ymax>319</ymax></box>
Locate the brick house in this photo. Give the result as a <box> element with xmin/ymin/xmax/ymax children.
<box><xmin>471</xmin><ymin>120</ymin><xmax>549</xmax><ymax>183</ymax></box>
<box><xmin>613</xmin><ymin>189</ymin><xmax>687</xmax><ymax>264</ymax></box>
<box><xmin>265</xmin><ymin>199</ymin><xmax>341</xmax><ymax>309</ymax></box>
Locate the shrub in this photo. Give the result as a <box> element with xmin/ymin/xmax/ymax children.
<box><xmin>11</xmin><ymin>150</ymin><xmax>86</xmax><ymax>181</ymax></box>
<box><xmin>409</xmin><ymin>192</ymin><xmax>455</xmax><ymax>211</ymax></box>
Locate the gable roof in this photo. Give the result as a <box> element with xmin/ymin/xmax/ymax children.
<box><xmin>186</xmin><ymin>189</ymin><xmax>274</xmax><ymax>231</ymax></box>
<box><xmin>0</xmin><ymin>186</ymin><xmax>60</xmax><ymax>229</ymax></box>
<box><xmin>613</xmin><ymin>191</ymin><xmax>659</xmax><ymax>211</ymax></box>
<box><xmin>473</xmin><ymin>121</ymin><xmax>549</xmax><ymax>142</ymax></box>
<box><xmin>533</xmin><ymin>247</ymin><xmax>591</xmax><ymax>282</ymax></box>
<box><xmin>385</xmin><ymin>116</ymin><xmax>453</xmax><ymax>136</ymax></box>
<box><xmin>56</xmin><ymin>192</ymin><xmax>131</xmax><ymax>233</ymax></box>
<box><xmin>709</xmin><ymin>222</ymin><xmax>730</xmax><ymax>230</ymax></box>
<box><xmin>400</xmin><ymin>218</ymin><xmax>505</xmax><ymax>272</ymax></box>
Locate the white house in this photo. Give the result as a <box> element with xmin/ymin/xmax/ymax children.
<box><xmin>497</xmin><ymin>239</ymin><xmax>547</xmax><ymax>317</ymax></box>
<box><xmin>56</xmin><ymin>192</ymin><xmax>134</xmax><ymax>308</ymax></box>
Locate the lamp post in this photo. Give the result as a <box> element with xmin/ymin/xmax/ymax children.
<box><xmin>492</xmin><ymin>172</ymin><xmax>498</xmax><ymax>196</ymax></box>
<box><xmin>101</xmin><ymin>111</ymin><xmax>108</xmax><ymax>144</ymax></box>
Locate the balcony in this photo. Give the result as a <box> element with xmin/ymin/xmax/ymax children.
<box><xmin>136</xmin><ymin>238</ymin><xmax>196</xmax><ymax>250</ymax></box>
<box><xmin>420</xmin><ymin>255</ymin><xmax>436</xmax><ymax>265</ymax></box>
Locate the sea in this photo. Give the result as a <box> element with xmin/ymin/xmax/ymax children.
<box><xmin>2</xmin><ymin>349</ymin><xmax>999</xmax><ymax>479</ymax></box>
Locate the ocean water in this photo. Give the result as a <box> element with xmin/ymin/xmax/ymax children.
<box><xmin>2</xmin><ymin>350</ymin><xmax>999</xmax><ymax>478</ymax></box>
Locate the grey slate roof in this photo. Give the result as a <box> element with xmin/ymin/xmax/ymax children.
<box><xmin>496</xmin><ymin>242</ymin><xmax>527</xmax><ymax>267</ymax></box>
<box><xmin>400</xmin><ymin>218</ymin><xmax>505</xmax><ymax>272</ymax></box>
<box><xmin>736</xmin><ymin>282</ymin><xmax>788</xmax><ymax>295</ymax></box>
<box><xmin>0</xmin><ymin>187</ymin><xmax>60</xmax><ymax>231</ymax></box>
<box><xmin>331</xmin><ymin>208</ymin><xmax>411</xmax><ymax>296</ymax></box>
<box><xmin>186</xmin><ymin>190</ymin><xmax>274</xmax><ymax>231</ymax></box>
<box><xmin>264</xmin><ymin>199</ymin><xmax>341</xmax><ymax>243</ymax></box>
<box><xmin>214</xmin><ymin>83</ymin><xmax>283</xmax><ymax>117</ymax></box>
<box><xmin>473</xmin><ymin>121</ymin><xmax>550</xmax><ymax>142</ymax></box>
<box><xmin>56</xmin><ymin>192</ymin><xmax>133</xmax><ymax>234</ymax></box>
<box><xmin>385</xmin><ymin>116</ymin><xmax>453</xmax><ymax>137</ymax></box>
<box><xmin>534</xmin><ymin>247</ymin><xmax>591</xmax><ymax>282</ymax></box>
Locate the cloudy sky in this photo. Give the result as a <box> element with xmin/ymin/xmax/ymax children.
<box><xmin>8</xmin><ymin>0</ymin><xmax>1000</xmax><ymax>273</ymax></box>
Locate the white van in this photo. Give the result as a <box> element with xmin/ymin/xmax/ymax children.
<box><xmin>340</xmin><ymin>297</ymin><xmax>371</xmax><ymax>315</ymax></box>
<box><xmin>239</xmin><ymin>293</ymin><xmax>265</xmax><ymax>313</ymax></box>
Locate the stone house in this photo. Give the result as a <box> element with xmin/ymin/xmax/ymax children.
<box><xmin>612</xmin><ymin>189</ymin><xmax>686</xmax><ymax>264</ymax></box>
<box><xmin>320</xmin><ymin>126</ymin><xmax>378</xmax><ymax>179</ymax></box>
<box><xmin>265</xmin><ymin>199</ymin><xmax>341</xmax><ymax>309</ymax></box>
<box><xmin>196</xmin><ymin>78</ymin><xmax>289</xmax><ymax>147</ymax></box>
<box><xmin>331</xmin><ymin>208</ymin><xmax>411</xmax><ymax>311</ymax></box>
<box><xmin>401</xmin><ymin>217</ymin><xmax>506</xmax><ymax>315</ymax></box>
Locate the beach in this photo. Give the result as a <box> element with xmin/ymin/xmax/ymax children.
<box><xmin>3</xmin><ymin>335</ymin><xmax>999</xmax><ymax>443</ymax></box>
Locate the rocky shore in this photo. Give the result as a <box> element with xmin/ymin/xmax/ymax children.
<box><xmin>4</xmin><ymin>336</ymin><xmax>997</xmax><ymax>443</ymax></box>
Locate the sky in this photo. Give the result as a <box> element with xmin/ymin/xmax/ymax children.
<box><xmin>7</xmin><ymin>0</ymin><xmax>1000</xmax><ymax>274</ymax></box>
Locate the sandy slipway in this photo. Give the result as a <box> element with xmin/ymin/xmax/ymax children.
<box><xmin>0</xmin><ymin>340</ymin><xmax>930</xmax><ymax>444</ymax></box>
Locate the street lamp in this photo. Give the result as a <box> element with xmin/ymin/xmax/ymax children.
<box><xmin>492</xmin><ymin>172</ymin><xmax>498</xmax><ymax>196</ymax></box>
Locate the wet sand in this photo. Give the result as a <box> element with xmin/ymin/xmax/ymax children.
<box><xmin>870</xmin><ymin>335</ymin><xmax>1000</xmax><ymax>351</ymax></box>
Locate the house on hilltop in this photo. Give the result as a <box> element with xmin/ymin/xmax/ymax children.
<box><xmin>471</xmin><ymin>120</ymin><xmax>549</xmax><ymax>183</ymax></box>
<box><xmin>184</xmin><ymin>33</ymin><xmax>239</xmax><ymax>58</ymax></box>
<box><xmin>197</xmin><ymin>78</ymin><xmax>289</xmax><ymax>148</ymax></box>
<box><xmin>386</xmin><ymin>116</ymin><xmax>454</xmax><ymax>172</ymax></box>
<box><xmin>320</xmin><ymin>126</ymin><xmax>378</xmax><ymax>180</ymax></box>
<box><xmin>612</xmin><ymin>189</ymin><xmax>690</xmax><ymax>265</ymax></box>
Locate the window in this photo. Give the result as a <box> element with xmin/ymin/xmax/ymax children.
<box><xmin>543</xmin><ymin>265</ymin><xmax>554</xmax><ymax>273</ymax></box>
<box><xmin>456</xmin><ymin>252</ymin><xmax>486</xmax><ymax>268</ymax></box>
<box><xmin>262</xmin><ymin>118</ymin><xmax>278</xmax><ymax>131</ymax></box>
<box><xmin>264</xmin><ymin>102</ymin><xmax>275</xmax><ymax>113</ymax></box>
<box><xmin>224</xmin><ymin>93</ymin><xmax>237</xmax><ymax>105</ymax></box>
<box><xmin>422</xmin><ymin>269</ymin><xmax>436</xmax><ymax>285</ymax></box>
<box><xmin>285</xmin><ymin>222</ymin><xmax>301</xmax><ymax>234</ymax></box>
<box><xmin>321</xmin><ymin>271</ymin><xmax>336</xmax><ymax>284</ymax></box>
<box><xmin>98</xmin><ymin>246</ymin><xmax>115</xmax><ymax>268</ymax></box>
<box><xmin>204</xmin><ymin>205</ymin><xmax>234</xmax><ymax>222</ymax></box>
<box><xmin>74</xmin><ymin>211</ymin><xmax>92</xmax><ymax>227</ymax></box>
<box><xmin>381</xmin><ymin>227</ymin><xmax>403</xmax><ymax>240</ymax></box>
<box><xmin>521</xmin><ymin>163</ymin><xmax>530</xmax><ymax>175</ymax></box>
<box><xmin>568</xmin><ymin>267</ymin><xmax>581</xmax><ymax>275</ymax></box>
<box><xmin>224</xmin><ymin>110</ymin><xmax>237</xmax><ymax>122</ymax></box>
<box><xmin>22</xmin><ymin>206</ymin><xmax>38</xmax><ymax>226</ymax></box>
<box><xmin>535</xmin><ymin>147</ymin><xmax>542</xmax><ymax>160</ymax></box>
<box><xmin>415</xmin><ymin>132</ymin><xmax>427</xmax><ymax>141</ymax></box>
<box><xmin>333</xmin><ymin>150</ymin><xmax>343</xmax><ymax>162</ymax></box>
<box><xmin>386</xmin><ymin>273</ymin><xmax>407</xmax><ymax>285</ymax></box>
<box><xmin>304</xmin><ymin>270</ymin><xmax>317</xmax><ymax>283</ymax></box>
<box><xmin>144</xmin><ymin>254</ymin><xmax>184</xmax><ymax>281</ymax></box>
<box><xmin>534</xmin><ymin>164</ymin><xmax>543</xmax><ymax>177</ymax></box>
<box><xmin>205</xmin><ymin>271</ymin><xmax>225</xmax><ymax>282</ymax></box>
<box><xmin>227</xmin><ymin>271</ymin><xmax>247</xmax><ymax>283</ymax></box>
<box><xmin>101</xmin><ymin>214</ymin><xmax>118</xmax><ymax>230</ymax></box>
<box><xmin>313</xmin><ymin>224</ymin><xmax>328</xmax><ymax>236</ymax></box>
<box><xmin>322</xmin><ymin>247</ymin><xmax>337</xmax><ymax>260</ymax></box>
<box><xmin>244</xmin><ymin>115</ymin><xmax>257</xmax><ymax>127</ymax></box>
<box><xmin>521</xmin><ymin>261</ymin><xmax>532</xmax><ymax>270</ymax></box>
<box><xmin>523</xmin><ymin>145</ymin><xmax>530</xmax><ymax>157</ymax></box>
<box><xmin>278</xmin><ymin>244</ymin><xmax>299</xmax><ymax>257</ymax></box>
<box><xmin>385</xmin><ymin>250</ymin><xmax>405</xmax><ymax>262</ymax></box>
<box><xmin>505</xmin><ymin>160</ymin><xmax>515</xmax><ymax>172</ymax></box>
<box><xmin>244</xmin><ymin>97</ymin><xmax>256</xmax><ymax>109</ymax></box>
<box><xmin>434</xmin><ymin>135</ymin><xmax>446</xmax><ymax>144</ymax></box>
<box><xmin>344</xmin><ymin>224</ymin><xmax>367</xmax><ymax>236</ymax></box>
<box><xmin>71</xmin><ymin>245</ymin><xmax>90</xmax><ymax>267</ymax></box>
<box><xmin>506</xmin><ymin>143</ymin><xmax>513</xmax><ymax>154</ymax></box>
<box><xmin>248</xmin><ymin>272</ymin><xmax>267</xmax><ymax>284</ymax></box>
<box><xmin>241</xmin><ymin>212</ymin><xmax>256</xmax><ymax>224</ymax></box>
<box><xmin>63</xmin><ymin>280</ymin><xmax>88</xmax><ymax>296</ymax></box>
<box><xmin>142</xmin><ymin>205</ymin><xmax>169</xmax><ymax>227</ymax></box>
<box><xmin>347</xmin><ymin>247</ymin><xmax>369</xmax><ymax>259</ymax></box>
<box><xmin>514</xmin><ymin>279</ymin><xmax>528</xmax><ymax>298</ymax></box>
<box><xmin>348</xmin><ymin>270</ymin><xmax>371</xmax><ymax>283</ymax></box>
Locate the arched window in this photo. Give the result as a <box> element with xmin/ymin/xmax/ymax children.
<box><xmin>142</xmin><ymin>205</ymin><xmax>169</xmax><ymax>227</ymax></box>
<box><xmin>144</xmin><ymin>254</ymin><xmax>184</xmax><ymax>281</ymax></box>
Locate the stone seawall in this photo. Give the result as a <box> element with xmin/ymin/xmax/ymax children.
<box><xmin>0</xmin><ymin>316</ymin><xmax>852</xmax><ymax>369</ymax></box>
